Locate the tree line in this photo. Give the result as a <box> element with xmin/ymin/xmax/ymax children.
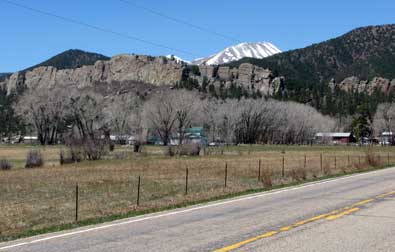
<box><xmin>3</xmin><ymin>83</ymin><xmax>395</xmax><ymax>146</ymax></box>
<box><xmin>10</xmin><ymin>85</ymin><xmax>336</xmax><ymax>146</ymax></box>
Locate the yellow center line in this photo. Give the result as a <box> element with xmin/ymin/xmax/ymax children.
<box><xmin>213</xmin><ymin>191</ymin><xmax>395</xmax><ymax>252</ymax></box>
<box><xmin>279</xmin><ymin>226</ymin><xmax>292</xmax><ymax>231</ymax></box>
<box><xmin>351</xmin><ymin>199</ymin><xmax>374</xmax><ymax>207</ymax></box>
<box><xmin>215</xmin><ymin>231</ymin><xmax>277</xmax><ymax>252</ymax></box>
<box><xmin>326</xmin><ymin>207</ymin><xmax>360</xmax><ymax>221</ymax></box>
<box><xmin>376</xmin><ymin>191</ymin><xmax>395</xmax><ymax>198</ymax></box>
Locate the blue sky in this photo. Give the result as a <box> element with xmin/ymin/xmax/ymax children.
<box><xmin>0</xmin><ymin>0</ymin><xmax>394</xmax><ymax>72</ymax></box>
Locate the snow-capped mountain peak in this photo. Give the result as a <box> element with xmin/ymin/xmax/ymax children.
<box><xmin>191</xmin><ymin>42</ymin><xmax>281</xmax><ymax>65</ymax></box>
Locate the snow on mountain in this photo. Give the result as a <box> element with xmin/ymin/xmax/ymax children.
<box><xmin>191</xmin><ymin>42</ymin><xmax>281</xmax><ymax>65</ymax></box>
<box><xmin>166</xmin><ymin>55</ymin><xmax>189</xmax><ymax>64</ymax></box>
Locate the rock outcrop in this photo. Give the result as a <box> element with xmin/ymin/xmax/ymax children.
<box><xmin>2</xmin><ymin>52</ymin><xmax>393</xmax><ymax>99</ymax></box>
<box><xmin>197</xmin><ymin>63</ymin><xmax>281</xmax><ymax>96</ymax></box>
<box><xmin>330</xmin><ymin>76</ymin><xmax>395</xmax><ymax>95</ymax></box>
<box><xmin>2</xmin><ymin>54</ymin><xmax>185</xmax><ymax>95</ymax></box>
<box><xmin>1</xmin><ymin>54</ymin><xmax>283</xmax><ymax>97</ymax></box>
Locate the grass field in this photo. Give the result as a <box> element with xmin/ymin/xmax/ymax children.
<box><xmin>1</xmin><ymin>144</ymin><xmax>394</xmax><ymax>241</ymax></box>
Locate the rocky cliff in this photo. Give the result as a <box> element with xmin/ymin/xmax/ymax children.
<box><xmin>0</xmin><ymin>54</ymin><xmax>283</xmax><ymax>96</ymax></box>
<box><xmin>330</xmin><ymin>76</ymin><xmax>395</xmax><ymax>95</ymax></box>
<box><xmin>1</xmin><ymin>54</ymin><xmax>184</xmax><ymax>95</ymax></box>
<box><xmin>198</xmin><ymin>63</ymin><xmax>283</xmax><ymax>96</ymax></box>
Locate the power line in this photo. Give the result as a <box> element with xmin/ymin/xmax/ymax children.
<box><xmin>0</xmin><ymin>0</ymin><xmax>198</xmax><ymax>57</ymax></box>
<box><xmin>117</xmin><ymin>0</ymin><xmax>242</xmax><ymax>43</ymax></box>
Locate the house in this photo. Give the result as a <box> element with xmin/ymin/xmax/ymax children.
<box><xmin>315</xmin><ymin>132</ymin><xmax>355</xmax><ymax>145</ymax></box>
<box><xmin>170</xmin><ymin>127</ymin><xmax>208</xmax><ymax>146</ymax></box>
<box><xmin>22</xmin><ymin>136</ymin><xmax>38</xmax><ymax>144</ymax></box>
<box><xmin>109</xmin><ymin>135</ymin><xmax>135</xmax><ymax>145</ymax></box>
<box><xmin>380</xmin><ymin>132</ymin><xmax>394</xmax><ymax>145</ymax></box>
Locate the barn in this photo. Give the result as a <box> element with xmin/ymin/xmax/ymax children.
<box><xmin>315</xmin><ymin>132</ymin><xmax>355</xmax><ymax>145</ymax></box>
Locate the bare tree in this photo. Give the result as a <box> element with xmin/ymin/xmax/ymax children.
<box><xmin>205</xmin><ymin>98</ymin><xmax>335</xmax><ymax>145</ymax></box>
<box><xmin>143</xmin><ymin>90</ymin><xmax>203</xmax><ymax>146</ymax></box>
<box><xmin>15</xmin><ymin>87</ymin><xmax>68</xmax><ymax>145</ymax></box>
<box><xmin>172</xmin><ymin>90</ymin><xmax>202</xmax><ymax>145</ymax></box>
<box><xmin>67</xmin><ymin>90</ymin><xmax>105</xmax><ymax>140</ymax></box>
<box><xmin>16</xmin><ymin>84</ymin><xmax>336</xmax><ymax>148</ymax></box>
<box><xmin>215</xmin><ymin>99</ymin><xmax>240</xmax><ymax>145</ymax></box>
<box><xmin>143</xmin><ymin>91</ymin><xmax>178</xmax><ymax>146</ymax></box>
<box><xmin>233</xmin><ymin>99</ymin><xmax>269</xmax><ymax>144</ymax></box>
<box><xmin>102</xmin><ymin>94</ymin><xmax>140</xmax><ymax>142</ymax></box>
<box><xmin>199</xmin><ymin>98</ymin><xmax>221</xmax><ymax>143</ymax></box>
<box><xmin>373</xmin><ymin>103</ymin><xmax>395</xmax><ymax>137</ymax></box>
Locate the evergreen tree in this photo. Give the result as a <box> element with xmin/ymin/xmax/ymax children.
<box><xmin>0</xmin><ymin>91</ymin><xmax>24</xmax><ymax>140</ymax></box>
<box><xmin>351</xmin><ymin>104</ymin><xmax>372</xmax><ymax>142</ymax></box>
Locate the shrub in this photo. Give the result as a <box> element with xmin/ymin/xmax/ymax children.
<box><xmin>366</xmin><ymin>148</ymin><xmax>380</xmax><ymax>167</ymax></box>
<box><xmin>353</xmin><ymin>163</ymin><xmax>365</xmax><ymax>171</ymax></box>
<box><xmin>166</xmin><ymin>144</ymin><xmax>201</xmax><ymax>156</ymax></box>
<box><xmin>290</xmin><ymin>168</ymin><xmax>307</xmax><ymax>182</ymax></box>
<box><xmin>323</xmin><ymin>162</ymin><xmax>331</xmax><ymax>175</ymax></box>
<box><xmin>167</xmin><ymin>146</ymin><xmax>176</xmax><ymax>157</ymax></box>
<box><xmin>340</xmin><ymin>165</ymin><xmax>348</xmax><ymax>174</ymax></box>
<box><xmin>113</xmin><ymin>151</ymin><xmax>129</xmax><ymax>160</ymax></box>
<box><xmin>82</xmin><ymin>138</ymin><xmax>107</xmax><ymax>160</ymax></box>
<box><xmin>25</xmin><ymin>150</ymin><xmax>44</xmax><ymax>168</ymax></box>
<box><xmin>64</xmin><ymin>136</ymin><xmax>107</xmax><ymax>161</ymax></box>
<box><xmin>60</xmin><ymin>149</ymin><xmax>82</xmax><ymax>165</ymax></box>
<box><xmin>178</xmin><ymin>144</ymin><xmax>201</xmax><ymax>156</ymax></box>
<box><xmin>133</xmin><ymin>141</ymin><xmax>143</xmax><ymax>153</ymax></box>
<box><xmin>0</xmin><ymin>159</ymin><xmax>12</xmax><ymax>170</ymax></box>
<box><xmin>62</xmin><ymin>138</ymin><xmax>84</xmax><ymax>164</ymax></box>
<box><xmin>261</xmin><ymin>168</ymin><xmax>273</xmax><ymax>187</ymax></box>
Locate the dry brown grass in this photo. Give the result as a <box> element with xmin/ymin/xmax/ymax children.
<box><xmin>261</xmin><ymin>168</ymin><xmax>273</xmax><ymax>187</ymax></box>
<box><xmin>0</xmin><ymin>144</ymin><xmax>394</xmax><ymax>239</ymax></box>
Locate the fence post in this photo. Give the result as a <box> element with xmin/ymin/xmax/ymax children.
<box><xmin>282</xmin><ymin>156</ymin><xmax>285</xmax><ymax>177</ymax></box>
<box><xmin>320</xmin><ymin>153</ymin><xmax>323</xmax><ymax>173</ymax></box>
<box><xmin>224</xmin><ymin>162</ymin><xmax>228</xmax><ymax>188</ymax></box>
<box><xmin>304</xmin><ymin>155</ymin><xmax>307</xmax><ymax>169</ymax></box>
<box><xmin>378</xmin><ymin>154</ymin><xmax>381</xmax><ymax>165</ymax></box>
<box><xmin>75</xmin><ymin>184</ymin><xmax>79</xmax><ymax>222</ymax></box>
<box><xmin>358</xmin><ymin>155</ymin><xmax>361</xmax><ymax>165</ymax></box>
<box><xmin>388</xmin><ymin>153</ymin><xmax>390</xmax><ymax>166</ymax></box>
<box><xmin>185</xmin><ymin>168</ymin><xmax>189</xmax><ymax>195</ymax></box>
<box><xmin>348</xmin><ymin>155</ymin><xmax>350</xmax><ymax>167</ymax></box>
<box><xmin>258</xmin><ymin>159</ymin><xmax>261</xmax><ymax>181</ymax></box>
<box><xmin>137</xmin><ymin>176</ymin><xmax>141</xmax><ymax>207</ymax></box>
<box><xmin>334</xmin><ymin>156</ymin><xmax>337</xmax><ymax>169</ymax></box>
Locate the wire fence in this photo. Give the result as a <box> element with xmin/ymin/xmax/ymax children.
<box><xmin>0</xmin><ymin>152</ymin><xmax>393</xmax><ymax>239</ymax></box>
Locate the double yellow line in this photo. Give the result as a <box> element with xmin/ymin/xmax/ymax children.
<box><xmin>215</xmin><ymin>191</ymin><xmax>395</xmax><ymax>252</ymax></box>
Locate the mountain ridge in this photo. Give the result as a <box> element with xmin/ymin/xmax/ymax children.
<box><xmin>229</xmin><ymin>24</ymin><xmax>395</xmax><ymax>84</ymax></box>
<box><xmin>2</xmin><ymin>24</ymin><xmax>395</xmax><ymax>117</ymax></box>
<box><xmin>191</xmin><ymin>42</ymin><xmax>281</xmax><ymax>65</ymax></box>
<box><xmin>226</xmin><ymin>24</ymin><xmax>395</xmax><ymax>115</ymax></box>
<box><xmin>24</xmin><ymin>49</ymin><xmax>110</xmax><ymax>71</ymax></box>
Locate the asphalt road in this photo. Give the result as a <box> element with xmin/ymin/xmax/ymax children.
<box><xmin>1</xmin><ymin>168</ymin><xmax>395</xmax><ymax>252</ymax></box>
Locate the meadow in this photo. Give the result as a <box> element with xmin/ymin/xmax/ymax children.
<box><xmin>0</xmin><ymin>144</ymin><xmax>394</xmax><ymax>241</ymax></box>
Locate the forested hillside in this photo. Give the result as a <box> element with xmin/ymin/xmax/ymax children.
<box><xmin>229</xmin><ymin>24</ymin><xmax>395</xmax><ymax>116</ymax></box>
<box><xmin>25</xmin><ymin>49</ymin><xmax>109</xmax><ymax>71</ymax></box>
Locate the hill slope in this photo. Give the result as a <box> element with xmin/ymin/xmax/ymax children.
<box><xmin>231</xmin><ymin>24</ymin><xmax>395</xmax><ymax>84</ymax></box>
<box><xmin>25</xmin><ymin>49</ymin><xmax>110</xmax><ymax>71</ymax></box>
<box><xmin>227</xmin><ymin>24</ymin><xmax>395</xmax><ymax>116</ymax></box>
